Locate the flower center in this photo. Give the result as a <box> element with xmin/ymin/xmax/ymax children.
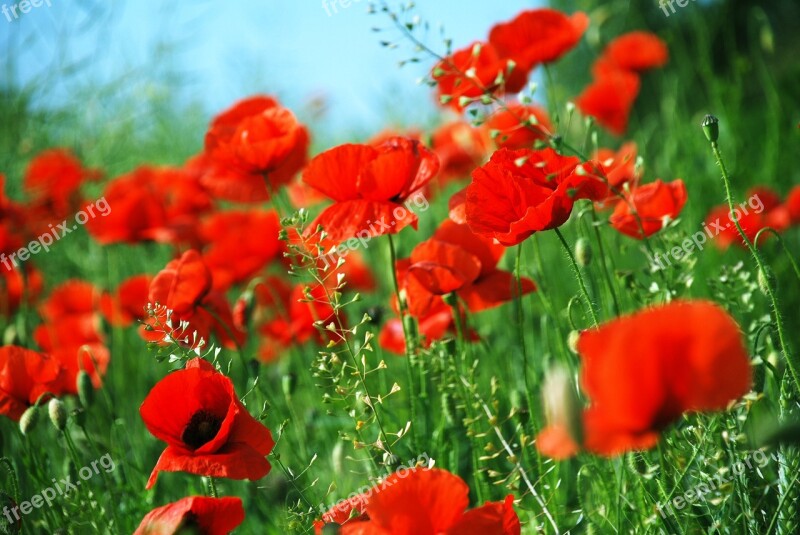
<box><xmin>181</xmin><ymin>410</ymin><xmax>223</xmax><ymax>450</ymax></box>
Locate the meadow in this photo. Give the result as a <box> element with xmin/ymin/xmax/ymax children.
<box><xmin>1</xmin><ymin>0</ymin><xmax>800</xmax><ymax>533</ymax></box>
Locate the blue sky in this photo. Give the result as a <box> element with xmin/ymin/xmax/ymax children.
<box><xmin>3</xmin><ymin>0</ymin><xmax>540</xmax><ymax>136</ymax></box>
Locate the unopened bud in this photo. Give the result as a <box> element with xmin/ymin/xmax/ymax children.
<box><xmin>48</xmin><ymin>398</ymin><xmax>67</xmax><ymax>431</ymax></box>
<box><xmin>567</xmin><ymin>330</ymin><xmax>581</xmax><ymax>354</ymax></box>
<box><xmin>19</xmin><ymin>405</ymin><xmax>40</xmax><ymax>435</ymax></box>
<box><xmin>575</xmin><ymin>238</ymin><xmax>592</xmax><ymax>267</ymax></box>
<box><xmin>757</xmin><ymin>266</ymin><xmax>776</xmax><ymax>296</ymax></box>
<box><xmin>701</xmin><ymin>114</ymin><xmax>719</xmax><ymax>143</ymax></box>
<box><xmin>77</xmin><ymin>370</ymin><xmax>94</xmax><ymax>407</ymax></box>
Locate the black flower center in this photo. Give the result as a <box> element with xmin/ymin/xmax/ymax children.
<box><xmin>181</xmin><ymin>410</ymin><xmax>223</xmax><ymax>450</ymax></box>
<box><xmin>175</xmin><ymin>513</ymin><xmax>204</xmax><ymax>535</ymax></box>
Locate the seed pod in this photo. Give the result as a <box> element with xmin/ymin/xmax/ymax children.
<box><xmin>19</xmin><ymin>405</ymin><xmax>40</xmax><ymax>435</ymax></box>
<box><xmin>77</xmin><ymin>370</ymin><xmax>94</xmax><ymax>408</ymax></box>
<box><xmin>48</xmin><ymin>398</ymin><xmax>67</xmax><ymax>431</ymax></box>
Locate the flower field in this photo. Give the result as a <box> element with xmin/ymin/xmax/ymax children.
<box><xmin>1</xmin><ymin>0</ymin><xmax>800</xmax><ymax>533</ymax></box>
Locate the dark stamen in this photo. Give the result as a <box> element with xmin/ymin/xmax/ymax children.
<box><xmin>181</xmin><ymin>410</ymin><xmax>223</xmax><ymax>450</ymax></box>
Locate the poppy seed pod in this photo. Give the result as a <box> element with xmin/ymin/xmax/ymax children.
<box><xmin>19</xmin><ymin>405</ymin><xmax>40</xmax><ymax>435</ymax></box>
<box><xmin>77</xmin><ymin>370</ymin><xmax>94</xmax><ymax>408</ymax></box>
<box><xmin>48</xmin><ymin>398</ymin><xmax>67</xmax><ymax>431</ymax></box>
<box><xmin>702</xmin><ymin>114</ymin><xmax>719</xmax><ymax>143</ymax></box>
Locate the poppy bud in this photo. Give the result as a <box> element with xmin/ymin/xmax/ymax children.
<box><xmin>19</xmin><ymin>405</ymin><xmax>40</xmax><ymax>435</ymax></box>
<box><xmin>48</xmin><ymin>398</ymin><xmax>67</xmax><ymax>431</ymax></box>
<box><xmin>282</xmin><ymin>373</ymin><xmax>297</xmax><ymax>399</ymax></box>
<box><xmin>77</xmin><ymin>370</ymin><xmax>94</xmax><ymax>407</ymax></box>
<box><xmin>542</xmin><ymin>365</ymin><xmax>583</xmax><ymax>446</ymax></box>
<box><xmin>757</xmin><ymin>266</ymin><xmax>776</xmax><ymax>296</ymax></box>
<box><xmin>575</xmin><ymin>238</ymin><xmax>592</xmax><ymax>267</ymax></box>
<box><xmin>567</xmin><ymin>330</ymin><xmax>580</xmax><ymax>354</ymax></box>
<box><xmin>701</xmin><ymin>114</ymin><xmax>719</xmax><ymax>143</ymax></box>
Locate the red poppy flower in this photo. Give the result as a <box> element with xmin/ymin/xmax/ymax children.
<box><xmin>433</xmin><ymin>42</ymin><xmax>526</xmax><ymax>112</ymax></box>
<box><xmin>134</xmin><ymin>496</ymin><xmax>245</xmax><ymax>535</ymax></box>
<box><xmin>430</xmin><ymin>121</ymin><xmax>490</xmax><ymax>183</ymax></box>
<box><xmin>0</xmin><ymin>261</ymin><xmax>43</xmax><ymax>317</ymax></box>
<box><xmin>378</xmin><ymin>304</ymin><xmax>460</xmax><ymax>355</ymax></box>
<box><xmin>584</xmin><ymin>142</ymin><xmax>640</xmax><ymax>205</ymax></box>
<box><xmin>465</xmin><ymin>148</ymin><xmax>603</xmax><ymax>246</ymax></box>
<box><xmin>140</xmin><ymin>358</ymin><xmax>275</xmax><ymax>489</ymax></box>
<box><xmin>407</xmin><ymin>220</ymin><xmax>536</xmax><ymax>310</ymax></box>
<box><xmin>0</xmin><ymin>346</ymin><xmax>66</xmax><ymax>421</ymax></box>
<box><xmin>100</xmin><ymin>275</ymin><xmax>153</xmax><ymax>327</ymax></box>
<box><xmin>483</xmin><ymin>103</ymin><xmax>552</xmax><ymax>150</ymax></box>
<box><xmin>489</xmin><ymin>8</ymin><xmax>589</xmax><ymax>71</ymax></box>
<box><xmin>86</xmin><ymin>165</ymin><xmax>213</xmax><ymax>246</ymax></box>
<box><xmin>575</xmin><ymin>71</ymin><xmax>641</xmax><ymax>136</ymax></box>
<box><xmin>323</xmin><ymin>468</ymin><xmax>520</xmax><ymax>535</ymax></box>
<box><xmin>593</xmin><ymin>32</ymin><xmax>668</xmax><ymax>77</ymax></box>
<box><xmin>609</xmin><ymin>179</ymin><xmax>687</xmax><ymax>238</ymax></box>
<box><xmin>302</xmin><ymin>137</ymin><xmax>439</xmax><ymax>247</ymax></box>
<box><xmin>33</xmin><ymin>280</ymin><xmax>109</xmax><ymax>390</ymax></box>
<box><xmin>313</xmin><ymin>492</ymin><xmax>371</xmax><ymax>534</ymax></box>
<box><xmin>705</xmin><ymin>187</ymin><xmax>789</xmax><ymax>249</ymax></box>
<box><xmin>200</xmin><ymin>210</ymin><xmax>281</xmax><ymax>291</ymax></box>
<box><xmin>23</xmin><ymin>148</ymin><xmax>102</xmax><ymax>220</ymax></box>
<box><xmin>143</xmin><ymin>251</ymin><xmax>244</xmax><ymax>350</ymax></box>
<box><xmin>537</xmin><ymin>301</ymin><xmax>751</xmax><ymax>458</ymax></box>
<box><xmin>203</xmin><ymin>96</ymin><xmax>310</xmax><ymax>202</ymax></box>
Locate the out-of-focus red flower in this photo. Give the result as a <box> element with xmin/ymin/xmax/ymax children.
<box><xmin>140</xmin><ymin>358</ymin><xmax>274</xmax><ymax>489</ymax></box>
<box><xmin>705</xmin><ymin>187</ymin><xmax>789</xmax><ymax>249</ymax></box>
<box><xmin>100</xmin><ymin>275</ymin><xmax>152</xmax><ymax>327</ymax></box>
<box><xmin>320</xmin><ymin>468</ymin><xmax>520</xmax><ymax>535</ymax></box>
<box><xmin>537</xmin><ymin>301</ymin><xmax>751</xmax><ymax>458</ymax></box>
<box><xmin>585</xmin><ymin>142</ymin><xmax>640</xmax><ymax>205</ymax></box>
<box><xmin>86</xmin><ymin>165</ymin><xmax>213</xmax><ymax>247</ymax></box>
<box><xmin>787</xmin><ymin>186</ymin><xmax>800</xmax><ymax>224</ymax></box>
<box><xmin>0</xmin><ymin>346</ymin><xmax>66</xmax><ymax>421</ymax></box>
<box><xmin>489</xmin><ymin>8</ymin><xmax>589</xmax><ymax>71</ymax></box>
<box><xmin>483</xmin><ymin>103</ymin><xmax>552</xmax><ymax>150</ymax></box>
<box><xmin>430</xmin><ymin>122</ymin><xmax>490</xmax><ymax>183</ymax></box>
<box><xmin>609</xmin><ymin>179</ymin><xmax>687</xmax><ymax>238</ymax></box>
<box><xmin>0</xmin><ymin>251</ymin><xmax>43</xmax><ymax>317</ymax></box>
<box><xmin>302</xmin><ymin>137</ymin><xmax>439</xmax><ymax>247</ymax></box>
<box><xmin>379</xmin><ymin>303</ymin><xmax>462</xmax><ymax>356</ymax></box>
<box><xmin>258</xmin><ymin>283</ymin><xmax>335</xmax><ymax>362</ymax></box>
<box><xmin>592</xmin><ymin>31</ymin><xmax>669</xmax><ymax>77</ymax></box>
<box><xmin>575</xmin><ymin>71</ymin><xmax>641</xmax><ymax>136</ymax></box>
<box><xmin>143</xmin><ymin>251</ymin><xmax>244</xmax><ymax>350</ymax></box>
<box><xmin>465</xmin><ymin>148</ymin><xmax>604</xmax><ymax>246</ymax></box>
<box><xmin>23</xmin><ymin>148</ymin><xmax>102</xmax><ymax>221</ymax></box>
<box><xmin>200</xmin><ymin>210</ymin><xmax>281</xmax><ymax>291</ymax></box>
<box><xmin>313</xmin><ymin>492</ymin><xmax>372</xmax><ymax>534</ymax></box>
<box><xmin>433</xmin><ymin>42</ymin><xmax>526</xmax><ymax>112</ymax></box>
<box><xmin>203</xmin><ymin>96</ymin><xmax>310</xmax><ymax>202</ymax></box>
<box><xmin>407</xmin><ymin>220</ymin><xmax>536</xmax><ymax>310</ymax></box>
<box><xmin>134</xmin><ymin>496</ymin><xmax>245</xmax><ymax>535</ymax></box>
<box><xmin>287</xmin><ymin>178</ymin><xmax>328</xmax><ymax>209</ymax></box>
<box><xmin>33</xmin><ymin>280</ymin><xmax>109</xmax><ymax>391</ymax></box>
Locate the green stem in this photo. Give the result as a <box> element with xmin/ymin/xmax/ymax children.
<box><xmin>709</xmin><ymin>141</ymin><xmax>800</xmax><ymax>393</ymax></box>
<box><xmin>554</xmin><ymin>228</ymin><xmax>599</xmax><ymax>328</ymax></box>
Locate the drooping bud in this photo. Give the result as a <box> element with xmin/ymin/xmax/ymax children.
<box><xmin>77</xmin><ymin>370</ymin><xmax>94</xmax><ymax>408</ymax></box>
<box><xmin>48</xmin><ymin>398</ymin><xmax>67</xmax><ymax>431</ymax></box>
<box><xmin>701</xmin><ymin>114</ymin><xmax>719</xmax><ymax>143</ymax></box>
<box><xmin>19</xmin><ymin>405</ymin><xmax>40</xmax><ymax>435</ymax></box>
<box><xmin>757</xmin><ymin>266</ymin><xmax>776</xmax><ymax>296</ymax></box>
<box><xmin>575</xmin><ymin>238</ymin><xmax>592</xmax><ymax>267</ymax></box>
